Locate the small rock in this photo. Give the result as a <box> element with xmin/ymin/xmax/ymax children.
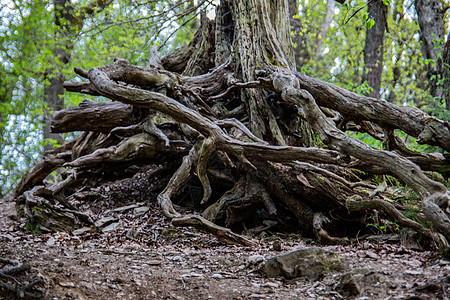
<box><xmin>72</xmin><ymin>227</ymin><xmax>92</xmax><ymax>235</ymax></box>
<box><xmin>196</xmin><ymin>264</ymin><xmax>205</xmax><ymax>269</ymax></box>
<box><xmin>272</xmin><ymin>240</ymin><xmax>282</xmax><ymax>251</ymax></box>
<box><xmin>46</xmin><ymin>237</ymin><xmax>56</xmax><ymax>246</ymax></box>
<box><xmin>415</xmin><ymin>282</ymin><xmax>441</xmax><ymax>293</ymax></box>
<box><xmin>181</xmin><ymin>272</ymin><xmax>204</xmax><ymax>278</ymax></box>
<box><xmin>335</xmin><ymin>273</ymin><xmax>361</xmax><ymax>298</ymax></box>
<box><xmin>102</xmin><ymin>222</ymin><xmax>121</xmax><ymax>232</ymax></box>
<box><xmin>247</xmin><ymin>255</ymin><xmax>266</xmax><ymax>266</ymax></box>
<box><xmin>95</xmin><ymin>217</ymin><xmax>118</xmax><ymax>228</ymax></box>
<box><xmin>212</xmin><ymin>273</ymin><xmax>224</xmax><ymax>279</ymax></box>
<box><xmin>262</xmin><ymin>247</ymin><xmax>346</xmax><ymax>280</ymax></box>
<box><xmin>264</xmin><ymin>282</ymin><xmax>281</xmax><ymax>288</ymax></box>
<box><xmin>125</xmin><ymin>229</ymin><xmax>145</xmax><ymax>240</ymax></box>
<box><xmin>248</xmin><ymin>294</ymin><xmax>266</xmax><ymax>299</ymax></box>
<box><xmin>133</xmin><ymin>206</ymin><xmax>150</xmax><ymax>215</ymax></box>
<box><xmin>59</xmin><ymin>281</ymin><xmax>75</xmax><ymax>288</ymax></box>
<box><xmin>405</xmin><ymin>270</ymin><xmax>423</xmax><ymax>276</ymax></box>
<box><xmin>438</xmin><ymin>259</ymin><xmax>450</xmax><ymax>266</ymax></box>
<box><xmin>365</xmin><ymin>250</ymin><xmax>378</xmax><ymax>259</ymax></box>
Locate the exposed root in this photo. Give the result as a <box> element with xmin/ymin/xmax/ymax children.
<box><xmin>16</xmin><ymin>56</ymin><xmax>448</xmax><ymax>249</ymax></box>
<box><xmin>202</xmin><ymin>177</ymin><xmax>246</xmax><ymax>222</ymax></box>
<box><xmin>157</xmin><ymin>147</ymin><xmax>198</xmax><ymax>218</ymax></box>
<box><xmin>197</xmin><ymin>138</ymin><xmax>215</xmax><ymax>204</ymax></box>
<box><xmin>313</xmin><ymin>212</ymin><xmax>349</xmax><ymax>245</ymax></box>
<box><xmin>346</xmin><ymin>195</ymin><xmax>445</xmax><ymax>247</ymax></box>
<box><xmin>172</xmin><ymin>214</ymin><xmax>257</xmax><ymax>247</ymax></box>
<box><xmin>216</xmin><ymin>118</ymin><xmax>269</xmax><ymax>144</ymax></box>
<box><xmin>270</xmin><ymin>70</ymin><xmax>450</xmax><ymax>243</ymax></box>
<box><xmin>0</xmin><ymin>258</ymin><xmax>43</xmax><ymax>299</ymax></box>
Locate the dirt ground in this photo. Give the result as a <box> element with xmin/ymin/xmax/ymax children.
<box><xmin>1</xmin><ymin>196</ymin><xmax>449</xmax><ymax>300</ymax></box>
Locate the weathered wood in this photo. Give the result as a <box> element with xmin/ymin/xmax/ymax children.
<box><xmin>172</xmin><ymin>214</ymin><xmax>257</xmax><ymax>247</ymax></box>
<box><xmin>295</xmin><ymin>71</ymin><xmax>450</xmax><ymax>151</ymax></box>
<box><xmin>346</xmin><ymin>195</ymin><xmax>441</xmax><ymax>245</ymax></box>
<box><xmin>12</xmin><ymin>140</ymin><xmax>75</xmax><ymax>198</ymax></box>
<box><xmin>51</xmin><ymin>99</ymin><xmax>141</xmax><ymax>133</ymax></box>
<box><xmin>272</xmin><ymin>70</ymin><xmax>450</xmax><ymax>240</ymax></box>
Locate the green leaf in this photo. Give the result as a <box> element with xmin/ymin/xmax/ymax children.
<box><xmin>366</xmin><ymin>19</ymin><xmax>375</xmax><ymax>29</ymax></box>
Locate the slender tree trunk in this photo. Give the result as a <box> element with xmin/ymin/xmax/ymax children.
<box><xmin>443</xmin><ymin>35</ymin><xmax>450</xmax><ymax>110</ymax></box>
<box><xmin>363</xmin><ymin>0</ymin><xmax>387</xmax><ymax>99</ymax></box>
<box><xmin>43</xmin><ymin>0</ymin><xmax>72</xmax><ymax>151</ymax></box>
<box><xmin>289</xmin><ymin>0</ymin><xmax>308</xmax><ymax>68</ymax></box>
<box><xmin>414</xmin><ymin>0</ymin><xmax>445</xmax><ymax>101</ymax></box>
<box><xmin>42</xmin><ymin>0</ymin><xmax>112</xmax><ymax>151</ymax></box>
<box><xmin>289</xmin><ymin>0</ymin><xmax>336</xmax><ymax>68</ymax></box>
<box><xmin>314</xmin><ymin>0</ymin><xmax>335</xmax><ymax>61</ymax></box>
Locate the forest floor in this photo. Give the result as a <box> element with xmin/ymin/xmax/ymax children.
<box><xmin>1</xmin><ymin>195</ymin><xmax>449</xmax><ymax>300</ymax></box>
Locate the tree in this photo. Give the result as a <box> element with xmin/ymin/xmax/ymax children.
<box><xmin>362</xmin><ymin>0</ymin><xmax>387</xmax><ymax>98</ymax></box>
<box><xmin>414</xmin><ymin>0</ymin><xmax>446</xmax><ymax>102</ymax></box>
<box><xmin>8</xmin><ymin>0</ymin><xmax>450</xmax><ymax>249</ymax></box>
<box><xmin>289</xmin><ymin>0</ymin><xmax>337</xmax><ymax>71</ymax></box>
<box><xmin>43</xmin><ymin>0</ymin><xmax>112</xmax><ymax>151</ymax></box>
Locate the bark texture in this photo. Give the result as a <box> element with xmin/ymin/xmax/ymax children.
<box><xmin>414</xmin><ymin>0</ymin><xmax>446</xmax><ymax>100</ymax></box>
<box><xmin>363</xmin><ymin>0</ymin><xmax>387</xmax><ymax>98</ymax></box>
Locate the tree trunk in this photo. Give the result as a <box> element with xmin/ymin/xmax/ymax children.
<box><xmin>43</xmin><ymin>0</ymin><xmax>71</xmax><ymax>151</ymax></box>
<box><xmin>43</xmin><ymin>0</ymin><xmax>112</xmax><ymax>151</ymax></box>
<box><xmin>414</xmin><ymin>0</ymin><xmax>446</xmax><ymax>100</ymax></box>
<box><xmin>443</xmin><ymin>35</ymin><xmax>450</xmax><ymax>110</ymax></box>
<box><xmin>289</xmin><ymin>0</ymin><xmax>336</xmax><ymax>68</ymax></box>
<box><xmin>363</xmin><ymin>0</ymin><xmax>387</xmax><ymax>98</ymax></box>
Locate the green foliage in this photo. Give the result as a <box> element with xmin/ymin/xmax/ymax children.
<box><xmin>423</xmin><ymin>96</ymin><xmax>450</xmax><ymax>121</ymax></box>
<box><xmin>366</xmin><ymin>215</ymin><xmax>400</xmax><ymax>234</ymax></box>
<box><xmin>25</xmin><ymin>220</ymin><xmax>42</xmax><ymax>234</ymax></box>
<box><xmin>347</xmin><ymin>132</ymin><xmax>382</xmax><ymax>149</ymax></box>
<box><xmin>402</xmin><ymin>207</ymin><xmax>433</xmax><ymax>229</ymax></box>
<box><xmin>0</xmin><ymin>0</ymin><xmax>212</xmax><ymax>195</ymax></box>
<box><xmin>365</xmin><ymin>19</ymin><xmax>375</xmax><ymax>30</ymax></box>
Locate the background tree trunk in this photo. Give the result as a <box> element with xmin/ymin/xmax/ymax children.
<box><xmin>414</xmin><ymin>0</ymin><xmax>446</xmax><ymax>101</ymax></box>
<box><xmin>43</xmin><ymin>0</ymin><xmax>112</xmax><ymax>151</ymax></box>
<box><xmin>443</xmin><ymin>35</ymin><xmax>450</xmax><ymax>110</ymax></box>
<box><xmin>43</xmin><ymin>0</ymin><xmax>72</xmax><ymax>151</ymax></box>
<box><xmin>363</xmin><ymin>0</ymin><xmax>387</xmax><ymax>98</ymax></box>
<box><xmin>289</xmin><ymin>0</ymin><xmax>336</xmax><ymax>69</ymax></box>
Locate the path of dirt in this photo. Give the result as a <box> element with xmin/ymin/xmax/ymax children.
<box><xmin>1</xmin><ymin>196</ymin><xmax>449</xmax><ymax>299</ymax></box>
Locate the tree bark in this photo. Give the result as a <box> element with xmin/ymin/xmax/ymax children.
<box><xmin>363</xmin><ymin>0</ymin><xmax>387</xmax><ymax>98</ymax></box>
<box><xmin>443</xmin><ymin>35</ymin><xmax>450</xmax><ymax>110</ymax></box>
<box><xmin>43</xmin><ymin>0</ymin><xmax>71</xmax><ymax>151</ymax></box>
<box><xmin>414</xmin><ymin>0</ymin><xmax>446</xmax><ymax>100</ymax></box>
